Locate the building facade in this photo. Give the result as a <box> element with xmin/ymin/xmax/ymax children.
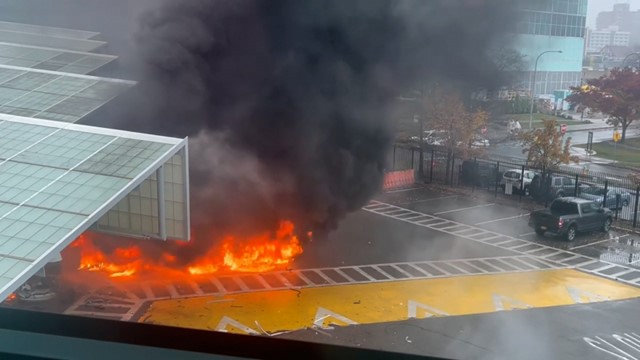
<box><xmin>512</xmin><ymin>0</ymin><xmax>588</xmax><ymax>95</ymax></box>
<box><xmin>586</xmin><ymin>27</ymin><xmax>631</xmax><ymax>53</ymax></box>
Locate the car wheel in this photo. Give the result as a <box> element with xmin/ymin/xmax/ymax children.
<box><xmin>565</xmin><ymin>225</ymin><xmax>577</xmax><ymax>241</ymax></box>
<box><xmin>623</xmin><ymin>200</ymin><xmax>629</xmax><ymax>207</ymax></box>
<box><xmin>602</xmin><ymin>218</ymin><xmax>612</xmax><ymax>232</ymax></box>
<box><xmin>535</xmin><ymin>227</ymin><xmax>545</xmax><ymax>236</ymax></box>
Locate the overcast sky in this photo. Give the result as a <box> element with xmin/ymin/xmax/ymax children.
<box><xmin>587</xmin><ymin>0</ymin><xmax>640</xmax><ymax>27</ymax></box>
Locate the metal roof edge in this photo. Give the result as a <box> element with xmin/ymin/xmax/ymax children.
<box><xmin>0</xmin><ymin>41</ymin><xmax>118</xmax><ymax>60</ymax></box>
<box><xmin>0</xmin><ymin>64</ymin><xmax>136</xmax><ymax>86</ymax></box>
<box><xmin>0</xmin><ymin>20</ymin><xmax>100</xmax><ymax>39</ymax></box>
<box><xmin>0</xmin><ymin>113</ymin><xmax>183</xmax><ymax>145</ymax></box>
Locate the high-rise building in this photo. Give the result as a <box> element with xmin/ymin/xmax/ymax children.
<box><xmin>596</xmin><ymin>3</ymin><xmax>640</xmax><ymax>46</ymax></box>
<box><xmin>512</xmin><ymin>0</ymin><xmax>588</xmax><ymax>95</ymax></box>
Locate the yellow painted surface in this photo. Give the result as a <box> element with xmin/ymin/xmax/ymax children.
<box><xmin>140</xmin><ymin>269</ymin><xmax>640</xmax><ymax>334</ymax></box>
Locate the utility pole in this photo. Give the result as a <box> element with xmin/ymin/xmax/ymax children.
<box><xmin>529</xmin><ymin>50</ymin><xmax>563</xmax><ymax>129</ymax></box>
<box><xmin>417</xmin><ymin>86</ymin><xmax>425</xmax><ymax>181</ymax></box>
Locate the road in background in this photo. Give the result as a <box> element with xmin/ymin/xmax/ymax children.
<box><xmin>486</xmin><ymin>126</ymin><xmax>640</xmax><ymax>176</ymax></box>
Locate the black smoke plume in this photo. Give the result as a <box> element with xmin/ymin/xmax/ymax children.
<box><xmin>116</xmin><ymin>0</ymin><xmax>518</xmax><ymax>262</ymax></box>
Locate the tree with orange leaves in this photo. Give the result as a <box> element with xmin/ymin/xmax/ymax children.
<box><xmin>423</xmin><ymin>88</ymin><xmax>489</xmax><ymax>159</ymax></box>
<box><xmin>567</xmin><ymin>67</ymin><xmax>640</xmax><ymax>143</ymax></box>
<box><xmin>520</xmin><ymin>119</ymin><xmax>578</xmax><ymax>170</ymax></box>
<box><xmin>422</xmin><ymin>88</ymin><xmax>488</xmax><ymax>181</ymax></box>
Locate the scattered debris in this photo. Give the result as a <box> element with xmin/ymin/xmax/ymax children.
<box><xmin>353</xmin><ymin>300</ymin><xmax>361</xmax><ymax>304</ymax></box>
<box><xmin>206</xmin><ymin>299</ymin><xmax>234</xmax><ymax>304</ymax></box>
<box><xmin>312</xmin><ymin>327</ymin><xmax>333</xmax><ymax>337</ymax></box>
<box><xmin>254</xmin><ymin>321</ymin><xmax>293</xmax><ymax>337</ymax></box>
<box><xmin>405</xmin><ymin>336</ymin><xmax>412</xmax><ymax>343</ymax></box>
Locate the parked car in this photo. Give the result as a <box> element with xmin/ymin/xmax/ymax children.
<box><xmin>530</xmin><ymin>174</ymin><xmax>578</xmax><ymax>202</ymax></box>
<box><xmin>501</xmin><ymin>169</ymin><xmax>537</xmax><ymax>195</ymax></box>
<box><xmin>578</xmin><ymin>186</ymin><xmax>632</xmax><ymax>209</ymax></box>
<box><xmin>528</xmin><ymin>197</ymin><xmax>612</xmax><ymax>241</ymax></box>
<box><xmin>471</xmin><ymin>136</ymin><xmax>490</xmax><ymax>148</ymax></box>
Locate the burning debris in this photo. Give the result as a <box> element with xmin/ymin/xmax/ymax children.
<box><xmin>69</xmin><ymin>221</ymin><xmax>303</xmax><ymax>280</ymax></box>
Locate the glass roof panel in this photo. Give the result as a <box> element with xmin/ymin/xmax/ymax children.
<box><xmin>0</xmin><ymin>30</ymin><xmax>106</xmax><ymax>52</ymax></box>
<box><xmin>0</xmin><ymin>43</ymin><xmax>117</xmax><ymax>75</ymax></box>
<box><xmin>0</xmin><ymin>115</ymin><xmax>185</xmax><ymax>301</ymax></box>
<box><xmin>0</xmin><ymin>21</ymin><xmax>100</xmax><ymax>40</ymax></box>
<box><xmin>0</xmin><ymin>66</ymin><xmax>134</xmax><ymax>123</ymax></box>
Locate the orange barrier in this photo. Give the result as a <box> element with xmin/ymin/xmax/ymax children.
<box><xmin>382</xmin><ymin>170</ymin><xmax>416</xmax><ymax>191</ymax></box>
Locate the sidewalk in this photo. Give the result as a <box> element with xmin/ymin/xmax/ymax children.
<box><xmin>566</xmin><ymin>123</ymin><xmax>614</xmax><ymax>132</ymax></box>
<box><xmin>569</xmin><ymin>147</ymin><xmax>614</xmax><ymax>164</ymax></box>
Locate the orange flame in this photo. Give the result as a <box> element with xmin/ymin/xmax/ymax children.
<box><xmin>70</xmin><ymin>221</ymin><xmax>304</xmax><ymax>279</ymax></box>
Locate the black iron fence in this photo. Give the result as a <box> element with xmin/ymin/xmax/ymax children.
<box><xmin>389</xmin><ymin>144</ymin><xmax>640</xmax><ymax>228</ymax></box>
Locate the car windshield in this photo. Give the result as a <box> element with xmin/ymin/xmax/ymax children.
<box><xmin>4</xmin><ymin>2</ymin><xmax>640</xmax><ymax>360</ymax></box>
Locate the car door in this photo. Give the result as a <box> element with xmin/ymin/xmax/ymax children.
<box><xmin>563</xmin><ymin>177</ymin><xmax>576</xmax><ymax>196</ymax></box>
<box><xmin>578</xmin><ymin>202</ymin><xmax>598</xmax><ymax>231</ymax></box>
<box><xmin>553</xmin><ymin>177</ymin><xmax>563</xmax><ymax>196</ymax></box>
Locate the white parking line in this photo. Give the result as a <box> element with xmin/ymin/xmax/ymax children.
<box><xmin>475</xmin><ymin>214</ymin><xmax>528</xmax><ymax>226</ymax></box>
<box><xmin>398</xmin><ymin>195</ymin><xmax>458</xmax><ymax>205</ymax></box>
<box><xmin>570</xmin><ymin>234</ymin><xmax>628</xmax><ymax>250</ymax></box>
<box><xmin>519</xmin><ymin>232</ymin><xmax>536</xmax><ymax>237</ymax></box>
<box><xmin>434</xmin><ymin>203</ymin><xmax>495</xmax><ymax>215</ymax></box>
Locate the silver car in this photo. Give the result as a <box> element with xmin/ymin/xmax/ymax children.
<box><xmin>579</xmin><ymin>186</ymin><xmax>632</xmax><ymax>209</ymax></box>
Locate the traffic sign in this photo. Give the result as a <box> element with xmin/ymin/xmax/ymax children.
<box><xmin>613</xmin><ymin>131</ymin><xmax>621</xmax><ymax>143</ymax></box>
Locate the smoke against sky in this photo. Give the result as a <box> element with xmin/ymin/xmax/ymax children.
<box><xmin>121</xmin><ymin>0</ymin><xmax>519</xmax><ymax>259</ymax></box>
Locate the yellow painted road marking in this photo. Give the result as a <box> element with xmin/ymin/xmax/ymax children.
<box><xmin>140</xmin><ymin>269</ymin><xmax>640</xmax><ymax>334</ymax></box>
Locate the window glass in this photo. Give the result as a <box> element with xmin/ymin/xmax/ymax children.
<box><xmin>551</xmin><ymin>200</ymin><xmax>579</xmax><ymax>215</ymax></box>
<box><xmin>581</xmin><ymin>203</ymin><xmax>592</xmax><ymax>214</ymax></box>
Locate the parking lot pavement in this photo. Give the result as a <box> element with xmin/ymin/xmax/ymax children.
<box><xmin>373</xmin><ymin>186</ymin><xmax>640</xmax><ymax>278</ymax></box>
<box><xmin>295</xmin><ymin>210</ymin><xmax>517</xmax><ymax>269</ymax></box>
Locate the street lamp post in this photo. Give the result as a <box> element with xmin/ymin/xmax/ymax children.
<box><xmin>529</xmin><ymin>50</ymin><xmax>563</xmax><ymax>129</ymax></box>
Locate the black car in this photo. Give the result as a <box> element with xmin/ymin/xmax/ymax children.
<box><xmin>529</xmin><ymin>197</ymin><xmax>612</xmax><ymax>241</ymax></box>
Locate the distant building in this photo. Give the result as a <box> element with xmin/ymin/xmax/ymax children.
<box><xmin>511</xmin><ymin>0</ymin><xmax>588</xmax><ymax>96</ymax></box>
<box><xmin>596</xmin><ymin>3</ymin><xmax>640</xmax><ymax>46</ymax></box>
<box><xmin>586</xmin><ymin>27</ymin><xmax>631</xmax><ymax>53</ymax></box>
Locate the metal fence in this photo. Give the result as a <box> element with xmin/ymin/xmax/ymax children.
<box><xmin>389</xmin><ymin>144</ymin><xmax>640</xmax><ymax>228</ymax></box>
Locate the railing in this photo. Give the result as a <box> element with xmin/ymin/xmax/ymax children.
<box><xmin>387</xmin><ymin>144</ymin><xmax>640</xmax><ymax>228</ymax></box>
